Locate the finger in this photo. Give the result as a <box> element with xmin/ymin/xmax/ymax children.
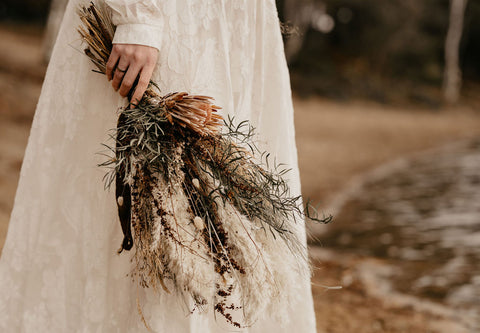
<box><xmin>118</xmin><ymin>63</ymin><xmax>142</xmax><ymax>98</ymax></box>
<box><xmin>106</xmin><ymin>48</ymin><xmax>120</xmax><ymax>81</ymax></box>
<box><xmin>111</xmin><ymin>58</ymin><xmax>130</xmax><ymax>91</ymax></box>
<box><xmin>130</xmin><ymin>64</ymin><xmax>155</xmax><ymax>108</ymax></box>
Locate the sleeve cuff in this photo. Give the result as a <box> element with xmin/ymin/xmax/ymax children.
<box><xmin>112</xmin><ymin>23</ymin><xmax>163</xmax><ymax>51</ymax></box>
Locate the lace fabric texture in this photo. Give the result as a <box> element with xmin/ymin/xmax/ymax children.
<box><xmin>0</xmin><ymin>0</ymin><xmax>317</xmax><ymax>332</ymax></box>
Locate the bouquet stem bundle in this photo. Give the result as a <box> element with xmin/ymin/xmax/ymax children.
<box><xmin>78</xmin><ymin>2</ymin><xmax>330</xmax><ymax>328</ymax></box>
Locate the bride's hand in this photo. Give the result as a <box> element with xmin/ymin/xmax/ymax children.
<box><xmin>106</xmin><ymin>44</ymin><xmax>159</xmax><ymax>107</ymax></box>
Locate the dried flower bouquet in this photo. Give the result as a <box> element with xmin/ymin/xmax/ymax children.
<box><xmin>77</xmin><ymin>2</ymin><xmax>330</xmax><ymax>328</ymax></box>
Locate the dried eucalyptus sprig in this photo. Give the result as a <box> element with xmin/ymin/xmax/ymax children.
<box><xmin>78</xmin><ymin>2</ymin><xmax>331</xmax><ymax>328</ymax></box>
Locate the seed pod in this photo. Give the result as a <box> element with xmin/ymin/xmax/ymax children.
<box><xmin>192</xmin><ymin>178</ymin><xmax>200</xmax><ymax>189</ymax></box>
<box><xmin>193</xmin><ymin>216</ymin><xmax>205</xmax><ymax>230</ymax></box>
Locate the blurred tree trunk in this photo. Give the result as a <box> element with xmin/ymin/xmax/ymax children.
<box><xmin>42</xmin><ymin>0</ymin><xmax>68</xmax><ymax>62</ymax></box>
<box><xmin>443</xmin><ymin>0</ymin><xmax>467</xmax><ymax>104</ymax></box>
<box><xmin>283</xmin><ymin>0</ymin><xmax>314</xmax><ymax>63</ymax></box>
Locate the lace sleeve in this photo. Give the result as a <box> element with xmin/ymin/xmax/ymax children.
<box><xmin>104</xmin><ymin>0</ymin><xmax>165</xmax><ymax>50</ymax></box>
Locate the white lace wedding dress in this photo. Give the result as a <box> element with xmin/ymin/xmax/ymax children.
<box><xmin>0</xmin><ymin>0</ymin><xmax>316</xmax><ymax>332</ymax></box>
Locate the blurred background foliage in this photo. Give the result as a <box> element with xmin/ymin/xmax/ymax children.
<box><xmin>0</xmin><ymin>0</ymin><xmax>50</xmax><ymax>21</ymax></box>
<box><xmin>1</xmin><ymin>0</ymin><xmax>479</xmax><ymax>105</ymax></box>
<box><xmin>276</xmin><ymin>0</ymin><xmax>480</xmax><ymax>105</ymax></box>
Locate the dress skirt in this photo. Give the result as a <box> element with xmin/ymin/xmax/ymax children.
<box><xmin>0</xmin><ymin>0</ymin><xmax>316</xmax><ymax>331</ymax></box>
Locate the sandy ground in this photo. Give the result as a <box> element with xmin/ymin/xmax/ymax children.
<box><xmin>1</xmin><ymin>25</ymin><xmax>480</xmax><ymax>332</ymax></box>
<box><xmin>296</xmin><ymin>98</ymin><xmax>480</xmax><ymax>205</ymax></box>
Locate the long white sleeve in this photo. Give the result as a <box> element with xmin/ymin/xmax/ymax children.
<box><xmin>104</xmin><ymin>0</ymin><xmax>164</xmax><ymax>51</ymax></box>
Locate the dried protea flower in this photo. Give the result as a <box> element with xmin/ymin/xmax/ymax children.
<box><xmin>146</xmin><ymin>92</ymin><xmax>223</xmax><ymax>137</ymax></box>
